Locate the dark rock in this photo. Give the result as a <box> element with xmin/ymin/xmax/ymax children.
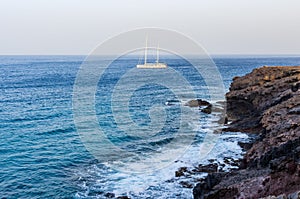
<box><xmin>116</xmin><ymin>196</ymin><xmax>131</xmax><ymax>199</ymax></box>
<box><xmin>201</xmin><ymin>104</ymin><xmax>212</xmax><ymax>114</ymax></box>
<box><xmin>291</xmin><ymin>82</ymin><xmax>300</xmax><ymax>92</ymax></box>
<box><xmin>175</xmin><ymin>167</ymin><xmax>188</xmax><ymax>177</ymax></box>
<box><xmin>179</xmin><ymin>181</ymin><xmax>193</xmax><ymax>188</ymax></box>
<box><xmin>238</xmin><ymin>141</ymin><xmax>253</xmax><ymax>151</ymax></box>
<box><xmin>193</xmin><ymin>173</ymin><xmax>225</xmax><ymax>199</ymax></box>
<box><xmin>165</xmin><ymin>179</ymin><xmax>175</xmax><ymax>183</ymax></box>
<box><xmin>193</xmin><ymin>66</ymin><xmax>300</xmax><ymax>199</ymax></box>
<box><xmin>226</xmin><ymin>66</ymin><xmax>300</xmax><ymax>166</ymax></box>
<box><xmin>88</xmin><ymin>189</ymin><xmax>104</xmax><ymax>196</ymax></box>
<box><xmin>288</xmin><ymin>106</ymin><xmax>300</xmax><ymax>114</ymax></box>
<box><xmin>226</xmin><ymin>66</ymin><xmax>300</xmax><ymax>133</ymax></box>
<box><xmin>205</xmin><ymin>187</ymin><xmax>239</xmax><ymax>199</ymax></box>
<box><xmin>194</xmin><ymin>163</ymin><xmax>218</xmax><ymax>173</ymax></box>
<box><xmin>185</xmin><ymin>99</ymin><xmax>211</xmax><ymax>107</ymax></box>
<box><xmin>288</xmin><ymin>191</ymin><xmax>300</xmax><ymax>199</ymax></box>
<box><xmin>223</xmin><ymin>157</ymin><xmax>240</xmax><ymax>167</ymax></box>
<box><xmin>104</xmin><ymin>192</ymin><xmax>115</xmax><ymax>198</ymax></box>
<box><xmin>224</xmin><ymin>116</ymin><xmax>228</xmax><ymax>125</ymax></box>
<box><xmin>250</xmin><ymin>136</ymin><xmax>300</xmax><ymax>169</ymax></box>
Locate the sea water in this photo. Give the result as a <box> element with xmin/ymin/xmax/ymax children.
<box><xmin>0</xmin><ymin>55</ymin><xmax>299</xmax><ymax>198</ymax></box>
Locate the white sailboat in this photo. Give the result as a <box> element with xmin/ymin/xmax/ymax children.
<box><xmin>136</xmin><ymin>37</ymin><xmax>167</xmax><ymax>69</ymax></box>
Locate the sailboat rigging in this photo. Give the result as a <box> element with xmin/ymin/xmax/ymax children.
<box><xmin>136</xmin><ymin>37</ymin><xmax>167</xmax><ymax>69</ymax></box>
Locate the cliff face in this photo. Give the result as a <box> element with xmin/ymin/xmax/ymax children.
<box><xmin>226</xmin><ymin>66</ymin><xmax>300</xmax><ymax>169</ymax></box>
<box><xmin>193</xmin><ymin>66</ymin><xmax>300</xmax><ymax>199</ymax></box>
<box><xmin>226</xmin><ymin>66</ymin><xmax>300</xmax><ymax>132</ymax></box>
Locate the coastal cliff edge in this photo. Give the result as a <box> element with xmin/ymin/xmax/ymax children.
<box><xmin>193</xmin><ymin>66</ymin><xmax>300</xmax><ymax>199</ymax></box>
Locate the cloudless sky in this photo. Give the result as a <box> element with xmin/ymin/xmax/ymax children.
<box><xmin>0</xmin><ymin>0</ymin><xmax>299</xmax><ymax>55</ymax></box>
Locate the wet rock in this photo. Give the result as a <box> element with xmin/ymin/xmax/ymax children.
<box><xmin>116</xmin><ymin>196</ymin><xmax>131</xmax><ymax>199</ymax></box>
<box><xmin>291</xmin><ymin>82</ymin><xmax>300</xmax><ymax>92</ymax></box>
<box><xmin>238</xmin><ymin>141</ymin><xmax>253</xmax><ymax>151</ymax></box>
<box><xmin>185</xmin><ymin>99</ymin><xmax>211</xmax><ymax>107</ymax></box>
<box><xmin>104</xmin><ymin>192</ymin><xmax>115</xmax><ymax>198</ymax></box>
<box><xmin>288</xmin><ymin>106</ymin><xmax>300</xmax><ymax>114</ymax></box>
<box><xmin>165</xmin><ymin>179</ymin><xmax>175</xmax><ymax>183</ymax></box>
<box><xmin>201</xmin><ymin>104</ymin><xmax>212</xmax><ymax>114</ymax></box>
<box><xmin>175</xmin><ymin>167</ymin><xmax>188</xmax><ymax>177</ymax></box>
<box><xmin>179</xmin><ymin>181</ymin><xmax>193</xmax><ymax>188</ymax></box>
<box><xmin>224</xmin><ymin>116</ymin><xmax>228</xmax><ymax>125</ymax></box>
<box><xmin>193</xmin><ymin>163</ymin><xmax>218</xmax><ymax>173</ymax></box>
<box><xmin>288</xmin><ymin>191</ymin><xmax>300</xmax><ymax>199</ymax></box>
<box><xmin>223</xmin><ymin>157</ymin><xmax>240</xmax><ymax>167</ymax></box>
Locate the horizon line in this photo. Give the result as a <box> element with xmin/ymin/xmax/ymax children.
<box><xmin>1</xmin><ymin>53</ymin><xmax>300</xmax><ymax>56</ymax></box>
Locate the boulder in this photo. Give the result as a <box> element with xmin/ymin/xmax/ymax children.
<box><xmin>201</xmin><ymin>104</ymin><xmax>212</xmax><ymax>114</ymax></box>
<box><xmin>185</xmin><ymin>99</ymin><xmax>211</xmax><ymax>107</ymax></box>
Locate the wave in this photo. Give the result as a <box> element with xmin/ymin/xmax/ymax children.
<box><xmin>37</xmin><ymin>127</ymin><xmax>75</xmax><ymax>136</ymax></box>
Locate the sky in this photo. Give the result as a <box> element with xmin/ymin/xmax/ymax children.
<box><xmin>0</xmin><ymin>0</ymin><xmax>299</xmax><ymax>55</ymax></box>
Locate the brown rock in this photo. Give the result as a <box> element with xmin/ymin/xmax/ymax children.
<box><xmin>193</xmin><ymin>66</ymin><xmax>300</xmax><ymax>199</ymax></box>
<box><xmin>185</xmin><ymin>99</ymin><xmax>211</xmax><ymax>107</ymax></box>
<box><xmin>194</xmin><ymin>163</ymin><xmax>218</xmax><ymax>173</ymax></box>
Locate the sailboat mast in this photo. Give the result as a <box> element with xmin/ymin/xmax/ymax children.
<box><xmin>144</xmin><ymin>36</ymin><xmax>148</xmax><ymax>64</ymax></box>
<box><xmin>156</xmin><ymin>44</ymin><xmax>159</xmax><ymax>63</ymax></box>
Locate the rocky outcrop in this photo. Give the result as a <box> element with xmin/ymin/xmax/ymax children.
<box><xmin>185</xmin><ymin>99</ymin><xmax>211</xmax><ymax>107</ymax></box>
<box><xmin>193</xmin><ymin>66</ymin><xmax>300</xmax><ymax>199</ymax></box>
<box><xmin>226</xmin><ymin>66</ymin><xmax>300</xmax><ymax>132</ymax></box>
<box><xmin>201</xmin><ymin>104</ymin><xmax>212</xmax><ymax>114</ymax></box>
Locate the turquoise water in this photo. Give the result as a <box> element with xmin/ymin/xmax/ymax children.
<box><xmin>0</xmin><ymin>55</ymin><xmax>299</xmax><ymax>198</ymax></box>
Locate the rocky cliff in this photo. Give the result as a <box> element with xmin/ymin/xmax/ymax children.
<box><xmin>193</xmin><ymin>66</ymin><xmax>300</xmax><ymax>199</ymax></box>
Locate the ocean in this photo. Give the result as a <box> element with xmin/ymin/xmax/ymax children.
<box><xmin>0</xmin><ymin>55</ymin><xmax>299</xmax><ymax>198</ymax></box>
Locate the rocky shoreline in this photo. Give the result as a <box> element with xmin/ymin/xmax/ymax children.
<box><xmin>193</xmin><ymin>66</ymin><xmax>300</xmax><ymax>199</ymax></box>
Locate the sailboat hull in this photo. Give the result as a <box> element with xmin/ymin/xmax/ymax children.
<box><xmin>136</xmin><ymin>63</ymin><xmax>167</xmax><ymax>69</ymax></box>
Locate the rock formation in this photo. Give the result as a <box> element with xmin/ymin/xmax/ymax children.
<box><xmin>193</xmin><ymin>66</ymin><xmax>300</xmax><ymax>199</ymax></box>
<box><xmin>185</xmin><ymin>99</ymin><xmax>211</xmax><ymax>107</ymax></box>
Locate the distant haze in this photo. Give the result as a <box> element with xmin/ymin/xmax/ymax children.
<box><xmin>0</xmin><ymin>0</ymin><xmax>299</xmax><ymax>55</ymax></box>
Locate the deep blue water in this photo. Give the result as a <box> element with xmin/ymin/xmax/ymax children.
<box><xmin>0</xmin><ymin>55</ymin><xmax>299</xmax><ymax>198</ymax></box>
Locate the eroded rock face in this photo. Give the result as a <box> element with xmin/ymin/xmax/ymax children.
<box><xmin>193</xmin><ymin>66</ymin><xmax>300</xmax><ymax>199</ymax></box>
<box><xmin>226</xmin><ymin>66</ymin><xmax>300</xmax><ymax>133</ymax></box>
<box><xmin>226</xmin><ymin>66</ymin><xmax>300</xmax><ymax>168</ymax></box>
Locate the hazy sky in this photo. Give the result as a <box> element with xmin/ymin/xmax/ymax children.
<box><xmin>0</xmin><ymin>0</ymin><xmax>299</xmax><ymax>55</ymax></box>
